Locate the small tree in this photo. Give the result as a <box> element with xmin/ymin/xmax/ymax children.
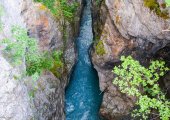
<box><xmin>113</xmin><ymin>56</ymin><xmax>170</xmax><ymax>120</ymax></box>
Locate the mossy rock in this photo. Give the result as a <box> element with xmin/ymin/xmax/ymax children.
<box><xmin>95</xmin><ymin>40</ymin><xmax>105</xmax><ymax>56</ymax></box>
<box><xmin>50</xmin><ymin>61</ymin><xmax>63</xmax><ymax>78</ymax></box>
<box><xmin>144</xmin><ymin>0</ymin><xmax>169</xmax><ymax>19</ymax></box>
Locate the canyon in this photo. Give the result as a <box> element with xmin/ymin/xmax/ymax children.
<box><xmin>0</xmin><ymin>0</ymin><xmax>170</xmax><ymax>120</ymax></box>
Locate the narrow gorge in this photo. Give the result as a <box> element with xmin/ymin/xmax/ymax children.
<box><xmin>0</xmin><ymin>0</ymin><xmax>170</xmax><ymax>120</ymax></box>
<box><xmin>65</xmin><ymin>0</ymin><xmax>102</xmax><ymax>119</ymax></box>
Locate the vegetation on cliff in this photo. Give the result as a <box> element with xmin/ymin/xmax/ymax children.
<box><xmin>34</xmin><ymin>0</ymin><xmax>78</xmax><ymax>21</ymax></box>
<box><xmin>95</xmin><ymin>40</ymin><xmax>105</xmax><ymax>56</ymax></box>
<box><xmin>1</xmin><ymin>26</ymin><xmax>63</xmax><ymax>80</ymax></box>
<box><xmin>113</xmin><ymin>56</ymin><xmax>170</xmax><ymax>120</ymax></box>
<box><xmin>165</xmin><ymin>0</ymin><xmax>170</xmax><ymax>6</ymax></box>
<box><xmin>144</xmin><ymin>0</ymin><xmax>170</xmax><ymax>19</ymax></box>
<box><xmin>34</xmin><ymin>0</ymin><xmax>79</xmax><ymax>51</ymax></box>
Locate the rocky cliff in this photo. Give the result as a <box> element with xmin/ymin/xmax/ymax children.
<box><xmin>91</xmin><ymin>0</ymin><xmax>170</xmax><ymax>119</ymax></box>
<box><xmin>0</xmin><ymin>0</ymin><xmax>82</xmax><ymax>119</ymax></box>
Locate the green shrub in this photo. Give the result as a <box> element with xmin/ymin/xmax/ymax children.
<box><xmin>96</xmin><ymin>0</ymin><xmax>101</xmax><ymax>6</ymax></box>
<box><xmin>144</xmin><ymin>0</ymin><xmax>169</xmax><ymax>19</ymax></box>
<box><xmin>95</xmin><ymin>40</ymin><xmax>105</xmax><ymax>56</ymax></box>
<box><xmin>165</xmin><ymin>0</ymin><xmax>170</xmax><ymax>6</ymax></box>
<box><xmin>2</xmin><ymin>26</ymin><xmax>29</xmax><ymax>65</ymax></box>
<box><xmin>113</xmin><ymin>56</ymin><xmax>170</xmax><ymax>120</ymax></box>
<box><xmin>34</xmin><ymin>0</ymin><xmax>78</xmax><ymax>21</ymax></box>
<box><xmin>50</xmin><ymin>51</ymin><xmax>64</xmax><ymax>78</ymax></box>
<box><xmin>2</xmin><ymin>26</ymin><xmax>63</xmax><ymax>80</ymax></box>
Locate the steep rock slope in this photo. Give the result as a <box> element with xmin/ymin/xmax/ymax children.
<box><xmin>0</xmin><ymin>0</ymin><xmax>82</xmax><ymax>119</ymax></box>
<box><xmin>91</xmin><ymin>0</ymin><xmax>170</xmax><ymax>119</ymax></box>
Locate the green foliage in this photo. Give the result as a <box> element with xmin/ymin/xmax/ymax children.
<box><xmin>34</xmin><ymin>0</ymin><xmax>78</xmax><ymax>50</ymax></box>
<box><xmin>2</xmin><ymin>26</ymin><xmax>28</xmax><ymax>65</ymax></box>
<box><xmin>144</xmin><ymin>0</ymin><xmax>169</xmax><ymax>19</ymax></box>
<box><xmin>95</xmin><ymin>40</ymin><xmax>105</xmax><ymax>56</ymax></box>
<box><xmin>2</xmin><ymin>26</ymin><xmax>63</xmax><ymax>80</ymax></box>
<box><xmin>96</xmin><ymin>0</ymin><xmax>101</xmax><ymax>6</ymax></box>
<box><xmin>0</xmin><ymin>5</ymin><xmax>3</xmax><ymax>16</ymax></box>
<box><xmin>34</xmin><ymin>0</ymin><xmax>78</xmax><ymax>21</ymax></box>
<box><xmin>165</xmin><ymin>0</ymin><xmax>170</xmax><ymax>6</ymax></box>
<box><xmin>52</xmin><ymin>50</ymin><xmax>63</xmax><ymax>66</ymax></box>
<box><xmin>28</xmin><ymin>88</ymin><xmax>37</xmax><ymax>98</ymax></box>
<box><xmin>50</xmin><ymin>51</ymin><xmax>64</xmax><ymax>78</ymax></box>
<box><xmin>113</xmin><ymin>56</ymin><xmax>170</xmax><ymax>120</ymax></box>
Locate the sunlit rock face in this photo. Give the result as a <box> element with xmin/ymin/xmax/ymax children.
<box><xmin>0</xmin><ymin>0</ymin><xmax>32</xmax><ymax>119</ymax></box>
<box><xmin>0</xmin><ymin>54</ymin><xmax>32</xmax><ymax>120</ymax></box>
<box><xmin>107</xmin><ymin>0</ymin><xmax>170</xmax><ymax>41</ymax></box>
<box><xmin>0</xmin><ymin>0</ymin><xmax>82</xmax><ymax>119</ymax></box>
<box><xmin>91</xmin><ymin>0</ymin><xmax>170</xmax><ymax>119</ymax></box>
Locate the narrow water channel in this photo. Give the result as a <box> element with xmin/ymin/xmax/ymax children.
<box><xmin>65</xmin><ymin>0</ymin><xmax>103</xmax><ymax>119</ymax></box>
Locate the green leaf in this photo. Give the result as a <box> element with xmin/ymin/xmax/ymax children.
<box><xmin>112</xmin><ymin>56</ymin><xmax>170</xmax><ymax>120</ymax></box>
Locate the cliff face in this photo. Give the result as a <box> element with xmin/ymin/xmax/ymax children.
<box><xmin>91</xmin><ymin>0</ymin><xmax>170</xmax><ymax>119</ymax></box>
<box><xmin>0</xmin><ymin>0</ymin><xmax>82</xmax><ymax>119</ymax></box>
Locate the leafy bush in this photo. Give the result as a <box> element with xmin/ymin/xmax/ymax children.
<box><xmin>96</xmin><ymin>0</ymin><xmax>102</xmax><ymax>6</ymax></box>
<box><xmin>34</xmin><ymin>0</ymin><xmax>78</xmax><ymax>21</ymax></box>
<box><xmin>2</xmin><ymin>26</ymin><xmax>29</xmax><ymax>65</ymax></box>
<box><xmin>2</xmin><ymin>26</ymin><xmax>63</xmax><ymax>80</ymax></box>
<box><xmin>165</xmin><ymin>0</ymin><xmax>170</xmax><ymax>6</ymax></box>
<box><xmin>113</xmin><ymin>56</ymin><xmax>170</xmax><ymax>120</ymax></box>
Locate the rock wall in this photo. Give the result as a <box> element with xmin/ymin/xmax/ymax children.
<box><xmin>91</xmin><ymin>0</ymin><xmax>170</xmax><ymax>119</ymax></box>
<box><xmin>0</xmin><ymin>0</ymin><xmax>82</xmax><ymax>119</ymax></box>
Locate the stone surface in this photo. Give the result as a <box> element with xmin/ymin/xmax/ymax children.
<box><xmin>0</xmin><ymin>0</ymin><xmax>82</xmax><ymax>119</ymax></box>
<box><xmin>110</xmin><ymin>0</ymin><xmax>170</xmax><ymax>41</ymax></box>
<box><xmin>91</xmin><ymin>0</ymin><xmax>170</xmax><ymax>119</ymax></box>
<box><xmin>0</xmin><ymin>53</ymin><xmax>33</xmax><ymax>120</ymax></box>
<box><xmin>0</xmin><ymin>0</ymin><xmax>33</xmax><ymax>119</ymax></box>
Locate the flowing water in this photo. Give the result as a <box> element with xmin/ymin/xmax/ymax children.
<box><xmin>65</xmin><ymin>0</ymin><xmax>103</xmax><ymax>120</ymax></box>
